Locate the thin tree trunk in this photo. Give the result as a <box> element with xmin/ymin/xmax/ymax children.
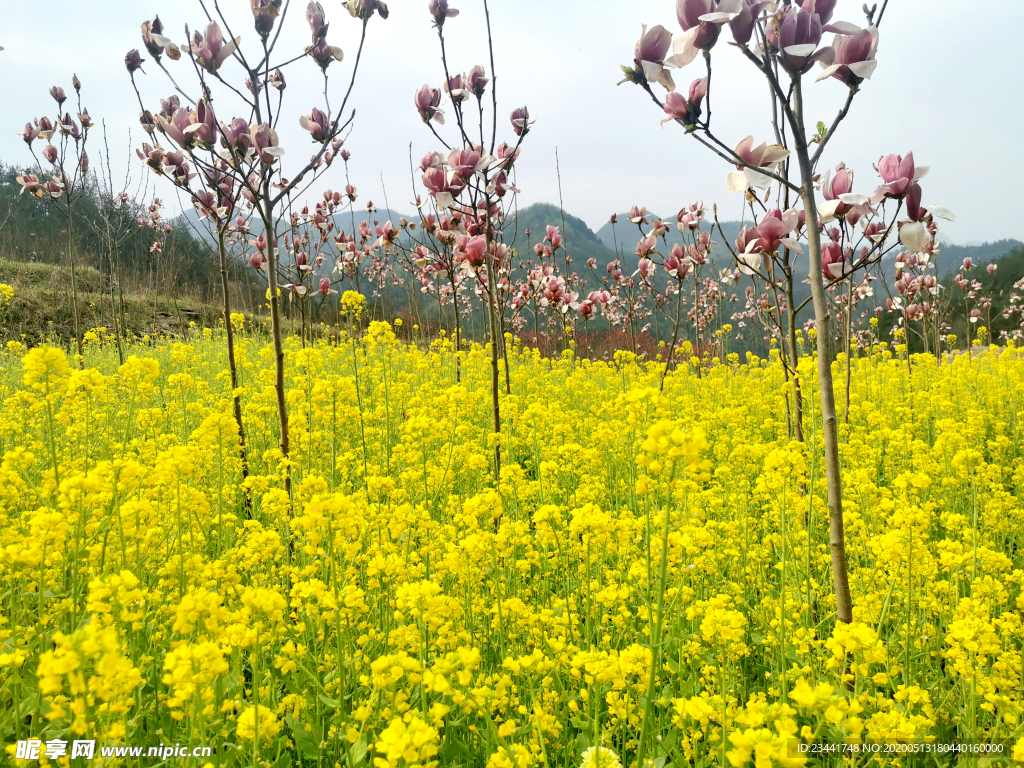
<box><xmin>219</xmin><ymin>229</ymin><xmax>251</xmax><ymax>509</ymax></box>
<box><xmin>844</xmin><ymin>275</ymin><xmax>853</xmax><ymax>424</ymax></box>
<box><xmin>660</xmin><ymin>278</ymin><xmax>685</xmax><ymax>392</ymax></box>
<box><xmin>483</xmin><ymin>211</ymin><xmax>501</xmax><ymax>483</ymax></box>
<box><xmin>793</xmin><ymin>78</ymin><xmax>853</xmax><ymax>625</ymax></box>
<box><xmin>784</xmin><ymin>267</ymin><xmax>805</xmax><ymax>442</ymax></box>
<box><xmin>108</xmin><ymin>247</ymin><xmax>124</xmax><ymax>365</ymax></box>
<box><xmin>66</xmin><ymin>206</ymin><xmax>84</xmax><ymax>366</ymax></box>
<box><xmin>263</xmin><ymin>195</ymin><xmax>291</xmax><ymax>500</ymax></box>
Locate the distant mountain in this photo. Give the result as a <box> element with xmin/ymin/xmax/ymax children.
<box><xmin>505</xmin><ymin>202</ymin><xmax>617</xmax><ymax>270</ymax></box>
<box><xmin>595</xmin><ymin>212</ymin><xmax>745</xmax><ymax>259</ymax></box>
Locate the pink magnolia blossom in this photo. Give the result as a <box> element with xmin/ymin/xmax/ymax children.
<box><xmin>299</xmin><ymin>107</ymin><xmax>330</xmax><ymax>142</ymax></box>
<box><xmin>818</xmin><ymin>27</ymin><xmax>879</xmax><ymax>86</ymax></box>
<box><xmin>875</xmin><ymin>151</ymin><xmax>927</xmax><ymax>198</ymax></box>
<box><xmin>634</xmin><ymin>24</ymin><xmax>675</xmax><ymax>89</ymax></box>
<box><xmin>661</xmin><ymin>77</ymin><xmax>707</xmax><ymax>128</ymax></box>
<box><xmin>729</xmin><ymin>0</ymin><xmax>769</xmax><ymax>44</ymax></box>
<box><xmin>428</xmin><ymin>0</ymin><xmax>458</xmax><ymax>26</ymax></box>
<box><xmin>676</xmin><ymin>0</ymin><xmax>737</xmax><ymax>51</ymax></box>
<box><xmin>183</xmin><ymin>22</ymin><xmax>239</xmax><ymax>74</ymax></box>
<box><xmin>250</xmin><ymin>123</ymin><xmax>284</xmax><ymax>163</ymax></box>
<box><xmin>414</xmin><ymin>85</ymin><xmax>445</xmax><ymax>124</ymax></box>
<box><xmin>252</xmin><ymin>0</ymin><xmax>284</xmax><ymax>39</ymax></box>
<box><xmin>725</xmin><ymin>136</ymin><xmax>789</xmax><ymax>191</ymax></box>
<box><xmin>125</xmin><ymin>50</ymin><xmax>145</xmax><ymax>74</ymax></box>
<box><xmin>821</xmin><ymin>241</ymin><xmax>847</xmax><ymax>278</ymax></box>
<box><xmin>776</xmin><ymin>8</ymin><xmax>827</xmax><ymax>72</ymax></box>
<box><xmin>467</xmin><ymin>65</ymin><xmax>488</xmax><ymax>98</ymax></box>
<box><xmin>510</xmin><ymin>106</ymin><xmax>533</xmax><ymax>136</ymax></box>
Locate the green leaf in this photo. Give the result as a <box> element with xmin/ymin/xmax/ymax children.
<box><xmin>318</xmin><ymin>693</ymin><xmax>339</xmax><ymax>710</ymax></box>
<box><xmin>348</xmin><ymin>735</ymin><xmax>368</xmax><ymax>765</ymax></box>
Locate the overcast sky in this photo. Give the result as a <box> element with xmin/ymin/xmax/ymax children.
<box><xmin>2</xmin><ymin>0</ymin><xmax>1020</xmax><ymax>245</ymax></box>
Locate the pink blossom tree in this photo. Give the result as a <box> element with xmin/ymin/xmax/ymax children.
<box><xmin>126</xmin><ymin>0</ymin><xmax>388</xmax><ymax>500</ymax></box>
<box><xmin>620</xmin><ymin>0</ymin><xmax>955</xmax><ymax>700</ymax></box>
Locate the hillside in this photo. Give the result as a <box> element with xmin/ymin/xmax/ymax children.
<box><xmin>0</xmin><ymin>258</ymin><xmax>224</xmax><ymax>341</ymax></box>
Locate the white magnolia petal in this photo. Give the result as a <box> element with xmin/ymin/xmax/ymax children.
<box><xmin>658</xmin><ymin>69</ymin><xmax>676</xmax><ymax>91</ymax></box>
<box><xmin>816</xmin><ymin>63</ymin><xmax>842</xmax><ymax>81</ymax></box>
<box><xmin>435</xmin><ymin>191</ymin><xmax>454</xmax><ymax>209</ymax></box>
<box><xmin>699</xmin><ymin>11</ymin><xmax>740</xmax><ymax>22</ymax></box>
<box><xmin>264</xmin><ymin>146</ymin><xmax>285</xmax><ymax>157</ymax></box>
<box><xmin>847</xmin><ymin>59</ymin><xmax>877</xmax><ymax>79</ymax></box>
<box><xmin>725</xmin><ymin>170</ymin><xmax>750</xmax><ymax>193</ymax></box>
<box><xmin>744</xmin><ymin>167</ymin><xmax>774</xmax><ymax>190</ymax></box>
<box><xmin>912</xmin><ymin>165</ymin><xmax>930</xmax><ymax>182</ymax></box>
<box><xmin>666</xmin><ymin>28</ymin><xmax>700</xmax><ymax>69</ymax></box>
<box><xmin>641</xmin><ymin>61</ymin><xmax>664</xmax><ymax>83</ymax></box>
<box><xmin>824</xmin><ymin>21</ymin><xmax>861</xmax><ymax>34</ymax></box>
<box><xmin>818</xmin><ymin>199</ymin><xmax>842</xmax><ymax>221</ymax></box>
<box><xmin>899</xmin><ymin>221</ymin><xmax>927</xmax><ymax>252</ymax></box>
<box><xmin>714</xmin><ymin>0</ymin><xmax>743</xmax><ymax>14</ymax></box>
<box><xmin>152</xmin><ymin>34</ymin><xmax>174</xmax><ymax>47</ymax></box>
<box><xmin>927</xmin><ymin>205</ymin><xmax>956</xmax><ymax>221</ymax></box>
<box><xmin>784</xmin><ymin>44</ymin><xmax>818</xmax><ymax>56</ymax></box>
<box><xmin>838</xmin><ymin>193</ymin><xmax>869</xmax><ymax>205</ymax></box>
<box><xmin>781</xmin><ymin>238</ymin><xmax>804</xmax><ymax>254</ymax></box>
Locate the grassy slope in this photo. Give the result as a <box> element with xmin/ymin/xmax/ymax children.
<box><xmin>0</xmin><ymin>259</ymin><xmax>224</xmax><ymax>342</ymax></box>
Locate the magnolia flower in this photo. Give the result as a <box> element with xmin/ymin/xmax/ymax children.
<box><xmin>777</xmin><ymin>8</ymin><xmax>827</xmax><ymax>72</ymax></box>
<box><xmin>307</xmin><ymin>1</ymin><xmax>329</xmax><ymax>41</ymax></box>
<box><xmin>676</xmin><ymin>0</ymin><xmax>738</xmax><ymax>51</ymax></box>
<box><xmin>818</xmin><ymin>27</ymin><xmax>878</xmax><ymax>86</ymax></box>
<box><xmin>818</xmin><ymin>162</ymin><xmax>872</xmax><ymax>220</ymax></box>
<box><xmin>125</xmin><ymin>49</ymin><xmax>145</xmax><ymax>74</ymax></box>
<box><xmin>319</xmin><ymin>277</ymin><xmax>336</xmax><ymax>296</ymax></box>
<box><xmin>15</xmin><ymin>173</ymin><xmax>44</xmax><ymax>199</ymax></box>
<box><xmin>729</xmin><ymin>0</ymin><xmax>769</xmax><ymax>45</ymax></box>
<box><xmin>141</xmin><ymin>16</ymin><xmax>175</xmax><ymax>61</ymax></box>
<box><xmin>344</xmin><ymin>0</ymin><xmax>389</xmax><ymax>20</ymax></box>
<box><xmin>50</xmin><ymin>86</ymin><xmax>67</xmax><ymax>106</ymax></box>
<box><xmin>875</xmin><ymin>152</ymin><xmax>927</xmax><ymax>198</ymax></box>
<box><xmin>634</xmin><ymin>24</ymin><xmax>675</xmax><ymax>90</ymax></box>
<box><xmin>429</xmin><ymin>0</ymin><xmax>459</xmax><ymax>26</ymax></box>
<box><xmin>725</xmin><ymin>136</ymin><xmax>789</xmax><ymax>191</ymax></box>
<box><xmin>448</xmin><ymin>147</ymin><xmax>487</xmax><ymax>181</ymax></box>
<box><xmin>79</xmin><ymin>152</ymin><xmax>90</xmax><ymax>175</ymax></box>
<box><xmin>220</xmin><ymin>117</ymin><xmax>253</xmax><ymax>155</ymax></box>
<box><xmin>252</xmin><ymin>0</ymin><xmax>283</xmax><ymax>38</ymax></box>
<box><xmin>414</xmin><ymin>85</ymin><xmax>444</xmax><ymax>124</ymax></box>
<box><xmin>821</xmin><ymin>241</ymin><xmax>847</xmax><ymax>278</ymax></box>
<box><xmin>661</xmin><ymin>77</ymin><xmax>707</xmax><ymax>128</ymax></box>
<box><xmin>20</xmin><ymin>123</ymin><xmax>39</xmax><ymax>144</ymax></box>
<box><xmin>250</xmin><ymin>123</ymin><xmax>284</xmax><ymax>163</ymax></box>
<box><xmin>299</xmin><ymin>107</ymin><xmax>330</xmax><ymax>142</ymax></box>
<box><xmin>467</xmin><ymin>65</ymin><xmax>488</xmax><ymax>98</ymax></box>
<box><xmin>42</xmin><ymin>144</ymin><xmax>58</xmax><ymax>164</ymax></box>
<box><xmin>184</xmin><ymin>100</ymin><xmax>217</xmax><ymax>147</ymax></box>
<box><xmin>510</xmin><ymin>107</ymin><xmax>533</xmax><ymax>136</ymax></box>
<box><xmin>183</xmin><ymin>22</ymin><xmax>239</xmax><ymax>74</ymax></box>
<box><xmin>629</xmin><ymin>206</ymin><xmax>648</xmax><ymax>224</ymax></box>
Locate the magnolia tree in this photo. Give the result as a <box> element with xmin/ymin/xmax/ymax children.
<box><xmin>87</xmin><ymin>124</ymin><xmax>151</xmax><ymax>366</ymax></box>
<box><xmin>620</xmin><ymin>0</ymin><xmax>955</xmax><ymax>681</ymax></box>
<box><xmin>126</xmin><ymin>0</ymin><xmax>388</xmax><ymax>499</ymax></box>
<box><xmin>17</xmin><ymin>78</ymin><xmax>94</xmax><ymax>366</ymax></box>
<box><xmin>396</xmin><ymin>0</ymin><xmax>532</xmax><ymax>481</ymax></box>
